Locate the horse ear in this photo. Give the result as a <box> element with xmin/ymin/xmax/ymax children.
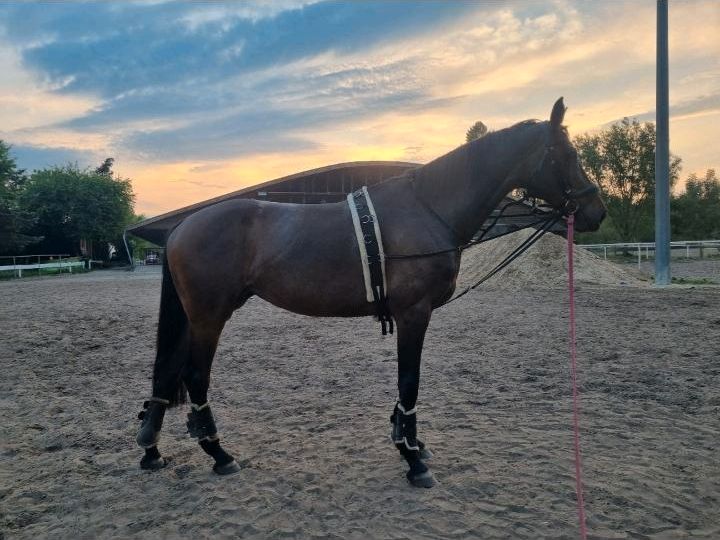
<box><xmin>550</xmin><ymin>97</ymin><xmax>566</xmax><ymax>128</ymax></box>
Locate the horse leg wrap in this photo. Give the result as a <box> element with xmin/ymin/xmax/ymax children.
<box><xmin>391</xmin><ymin>402</ymin><xmax>420</xmax><ymax>452</ymax></box>
<box><xmin>186</xmin><ymin>403</ymin><xmax>218</xmax><ymax>441</ymax></box>
<box><xmin>391</xmin><ymin>403</ymin><xmax>434</xmax><ymax>487</ymax></box>
<box><xmin>187</xmin><ymin>404</ymin><xmax>239</xmax><ymax>474</ymax></box>
<box><xmin>136</xmin><ymin>398</ymin><xmax>168</xmax><ymax>448</ymax></box>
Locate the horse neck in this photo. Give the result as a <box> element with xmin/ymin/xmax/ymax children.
<box><xmin>412</xmin><ymin>123</ymin><xmax>548</xmax><ymax>243</ymax></box>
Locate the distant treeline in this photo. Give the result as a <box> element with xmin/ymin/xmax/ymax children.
<box><xmin>0</xmin><ymin>143</ymin><xmax>139</xmax><ymax>260</ymax></box>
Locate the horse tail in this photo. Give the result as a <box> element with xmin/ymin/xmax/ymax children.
<box><xmin>153</xmin><ymin>252</ymin><xmax>188</xmax><ymax>407</ymax></box>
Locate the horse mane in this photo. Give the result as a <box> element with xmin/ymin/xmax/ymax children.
<box><xmin>442</xmin><ymin>118</ymin><xmax>550</xmax><ymax>171</ymax></box>
<box><xmin>403</xmin><ymin>118</ymin><xmax>545</xmax><ymax>203</ymax></box>
<box><xmin>460</xmin><ymin>117</ymin><xmax>573</xmax><ymax>164</ymax></box>
<box><xmin>474</xmin><ymin>119</ymin><xmax>546</xmax><ymax>148</ymax></box>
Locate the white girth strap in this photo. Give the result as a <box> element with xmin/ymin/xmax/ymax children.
<box><xmin>347</xmin><ymin>186</ymin><xmax>388</xmax><ymax>303</ymax></box>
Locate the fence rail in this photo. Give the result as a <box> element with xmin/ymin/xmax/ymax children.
<box><xmin>0</xmin><ymin>254</ymin><xmax>87</xmax><ymax>278</ymax></box>
<box><xmin>580</xmin><ymin>240</ymin><xmax>720</xmax><ymax>268</ymax></box>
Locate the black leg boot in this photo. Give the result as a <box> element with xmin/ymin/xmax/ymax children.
<box><xmin>391</xmin><ymin>403</ymin><xmax>435</xmax><ymax>488</ymax></box>
<box><xmin>187</xmin><ymin>403</ymin><xmax>240</xmax><ymax>475</ymax></box>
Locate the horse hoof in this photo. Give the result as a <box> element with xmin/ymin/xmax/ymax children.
<box><xmin>419</xmin><ymin>447</ymin><xmax>433</xmax><ymax>460</ymax></box>
<box><xmin>213</xmin><ymin>460</ymin><xmax>241</xmax><ymax>476</ymax></box>
<box><xmin>140</xmin><ymin>456</ymin><xmax>168</xmax><ymax>471</ymax></box>
<box><xmin>407</xmin><ymin>470</ymin><xmax>436</xmax><ymax>488</ymax></box>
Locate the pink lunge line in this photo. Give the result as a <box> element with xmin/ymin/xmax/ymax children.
<box><xmin>567</xmin><ymin>214</ymin><xmax>588</xmax><ymax>540</ymax></box>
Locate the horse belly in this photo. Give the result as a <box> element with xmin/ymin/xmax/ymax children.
<box><xmin>253</xmin><ymin>258</ymin><xmax>375</xmax><ymax>317</ymax></box>
<box><xmin>248</xmin><ymin>208</ymin><xmax>375</xmax><ymax>318</ymax></box>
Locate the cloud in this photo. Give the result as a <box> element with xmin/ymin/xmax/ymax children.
<box><xmin>0</xmin><ymin>44</ymin><xmax>100</xmax><ymax>132</ymax></box>
<box><xmin>0</xmin><ymin>0</ymin><xmax>482</xmax><ymax>163</ymax></box>
<box><xmin>10</xmin><ymin>144</ymin><xmax>98</xmax><ymax>172</ymax></box>
<box><xmin>168</xmin><ymin>178</ymin><xmax>229</xmax><ymax>190</ymax></box>
<box><xmin>0</xmin><ymin>0</ymin><xmax>717</xmax><ymax>213</ymax></box>
<box><xmin>605</xmin><ymin>93</ymin><xmax>720</xmax><ymax>126</ymax></box>
<box><xmin>3</xmin><ymin>1</ymin><xmax>477</xmax><ymax>98</ymax></box>
<box><xmin>120</xmin><ymin>87</ymin><xmax>429</xmax><ymax>158</ymax></box>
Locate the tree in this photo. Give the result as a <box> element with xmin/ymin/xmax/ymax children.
<box><xmin>672</xmin><ymin>169</ymin><xmax>720</xmax><ymax>240</ymax></box>
<box><xmin>20</xmin><ymin>163</ymin><xmax>135</xmax><ymax>256</ymax></box>
<box><xmin>95</xmin><ymin>157</ymin><xmax>115</xmax><ymax>176</ymax></box>
<box><xmin>0</xmin><ymin>140</ymin><xmax>39</xmax><ymax>253</ymax></box>
<box><xmin>574</xmin><ymin>118</ymin><xmax>681</xmax><ymax>242</ymax></box>
<box><xmin>466</xmin><ymin>121</ymin><xmax>488</xmax><ymax>143</ymax></box>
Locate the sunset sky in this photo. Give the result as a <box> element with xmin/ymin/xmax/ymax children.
<box><xmin>1</xmin><ymin>1</ymin><xmax>718</xmax><ymax>217</ymax></box>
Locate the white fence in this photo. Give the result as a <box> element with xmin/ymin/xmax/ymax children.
<box><xmin>0</xmin><ymin>255</ymin><xmax>87</xmax><ymax>278</ymax></box>
<box><xmin>581</xmin><ymin>240</ymin><xmax>720</xmax><ymax>268</ymax></box>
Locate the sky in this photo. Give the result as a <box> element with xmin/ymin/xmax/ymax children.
<box><xmin>0</xmin><ymin>0</ymin><xmax>718</xmax><ymax>217</ymax></box>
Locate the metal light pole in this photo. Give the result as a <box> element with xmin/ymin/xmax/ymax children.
<box><xmin>655</xmin><ymin>0</ymin><xmax>671</xmax><ymax>285</ymax></box>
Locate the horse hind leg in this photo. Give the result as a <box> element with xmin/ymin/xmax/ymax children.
<box><xmin>137</xmin><ymin>258</ymin><xmax>191</xmax><ymax>470</ymax></box>
<box><xmin>137</xmin><ymin>325</ymin><xmax>190</xmax><ymax>470</ymax></box>
<box><xmin>182</xmin><ymin>322</ymin><xmax>240</xmax><ymax>475</ymax></box>
<box><xmin>137</xmin><ymin>336</ymin><xmax>191</xmax><ymax>470</ymax></box>
<box><xmin>137</xmin><ymin>397</ymin><xmax>173</xmax><ymax>470</ymax></box>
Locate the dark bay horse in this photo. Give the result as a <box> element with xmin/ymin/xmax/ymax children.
<box><xmin>136</xmin><ymin>98</ymin><xmax>606</xmax><ymax>487</ymax></box>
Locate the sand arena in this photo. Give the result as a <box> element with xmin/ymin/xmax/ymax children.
<box><xmin>1</xmin><ymin>241</ymin><xmax>718</xmax><ymax>539</ymax></box>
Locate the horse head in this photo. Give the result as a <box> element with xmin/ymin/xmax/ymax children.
<box><xmin>524</xmin><ymin>98</ymin><xmax>607</xmax><ymax>232</ymax></box>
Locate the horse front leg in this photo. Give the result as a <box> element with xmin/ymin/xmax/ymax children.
<box><xmin>392</xmin><ymin>303</ymin><xmax>435</xmax><ymax>488</ymax></box>
<box><xmin>182</xmin><ymin>322</ymin><xmax>240</xmax><ymax>476</ymax></box>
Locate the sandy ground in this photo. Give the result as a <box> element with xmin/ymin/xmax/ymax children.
<box><xmin>637</xmin><ymin>259</ymin><xmax>720</xmax><ymax>282</ymax></box>
<box><xmin>1</xmin><ymin>267</ymin><xmax>719</xmax><ymax>539</ymax></box>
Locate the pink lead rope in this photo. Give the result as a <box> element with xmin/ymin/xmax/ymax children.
<box><xmin>566</xmin><ymin>214</ymin><xmax>588</xmax><ymax>539</ymax></box>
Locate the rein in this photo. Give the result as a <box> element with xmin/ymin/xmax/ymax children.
<box><xmin>385</xmin><ymin>190</ymin><xmax>559</xmax><ymax>261</ymax></box>
<box><xmin>437</xmin><ymin>211</ymin><xmax>562</xmax><ymax>307</ymax></box>
<box><xmin>382</xmin><ymin>189</ymin><xmax>566</xmax><ymax>307</ymax></box>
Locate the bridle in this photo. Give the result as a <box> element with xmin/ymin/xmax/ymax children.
<box><xmin>523</xmin><ymin>142</ymin><xmax>600</xmax><ymax>217</ymax></box>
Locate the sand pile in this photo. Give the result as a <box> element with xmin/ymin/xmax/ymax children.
<box><xmin>456</xmin><ymin>228</ymin><xmax>644</xmax><ymax>290</ymax></box>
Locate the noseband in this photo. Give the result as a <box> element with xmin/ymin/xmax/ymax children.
<box><xmin>561</xmin><ymin>183</ymin><xmax>599</xmax><ymax>215</ymax></box>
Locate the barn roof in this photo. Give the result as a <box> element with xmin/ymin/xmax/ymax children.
<box><xmin>126</xmin><ymin>161</ymin><xmax>419</xmax><ymax>245</ymax></box>
<box><xmin>125</xmin><ymin>160</ymin><xmax>556</xmax><ymax>247</ymax></box>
